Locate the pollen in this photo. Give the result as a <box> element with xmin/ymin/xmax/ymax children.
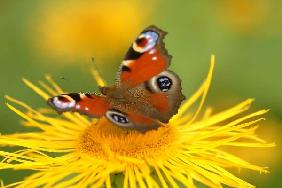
<box><xmin>78</xmin><ymin>118</ymin><xmax>175</xmax><ymax>160</ymax></box>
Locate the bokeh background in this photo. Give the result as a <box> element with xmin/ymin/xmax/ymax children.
<box><xmin>0</xmin><ymin>0</ymin><xmax>281</xmax><ymax>187</ymax></box>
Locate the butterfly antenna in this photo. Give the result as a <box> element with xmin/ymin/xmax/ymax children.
<box><xmin>90</xmin><ymin>57</ymin><xmax>107</xmax><ymax>87</ymax></box>
<box><xmin>91</xmin><ymin>57</ymin><xmax>98</xmax><ymax>69</ymax></box>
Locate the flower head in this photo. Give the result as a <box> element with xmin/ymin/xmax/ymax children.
<box><xmin>1</xmin><ymin>55</ymin><xmax>274</xmax><ymax>187</ymax></box>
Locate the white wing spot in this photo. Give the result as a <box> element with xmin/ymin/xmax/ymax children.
<box><xmin>53</xmin><ymin>96</ymin><xmax>75</xmax><ymax>110</ymax></box>
<box><xmin>133</xmin><ymin>31</ymin><xmax>159</xmax><ymax>53</ymax></box>
<box><xmin>149</xmin><ymin>49</ymin><xmax>156</xmax><ymax>55</ymax></box>
<box><xmin>122</xmin><ymin>60</ymin><xmax>134</xmax><ymax>66</ymax></box>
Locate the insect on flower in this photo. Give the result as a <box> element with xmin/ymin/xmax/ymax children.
<box><xmin>48</xmin><ymin>26</ymin><xmax>185</xmax><ymax>132</ymax></box>
<box><xmin>1</xmin><ymin>26</ymin><xmax>274</xmax><ymax>188</ymax></box>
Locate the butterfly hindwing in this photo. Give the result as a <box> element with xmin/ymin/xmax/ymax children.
<box><xmin>116</xmin><ymin>26</ymin><xmax>171</xmax><ymax>87</ymax></box>
<box><xmin>103</xmin><ymin>70</ymin><xmax>185</xmax><ymax>128</ymax></box>
<box><xmin>144</xmin><ymin>70</ymin><xmax>185</xmax><ymax>123</ymax></box>
<box><xmin>48</xmin><ymin>93</ymin><xmax>110</xmax><ymax>118</ymax></box>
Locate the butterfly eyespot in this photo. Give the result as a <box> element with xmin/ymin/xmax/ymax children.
<box><xmin>146</xmin><ymin>70</ymin><xmax>180</xmax><ymax>93</ymax></box>
<box><xmin>48</xmin><ymin>95</ymin><xmax>76</xmax><ymax>111</ymax></box>
<box><xmin>133</xmin><ymin>31</ymin><xmax>159</xmax><ymax>53</ymax></box>
<box><xmin>157</xmin><ymin>76</ymin><xmax>172</xmax><ymax>92</ymax></box>
<box><xmin>136</xmin><ymin>37</ymin><xmax>148</xmax><ymax>47</ymax></box>
<box><xmin>106</xmin><ymin>110</ymin><xmax>133</xmax><ymax>127</ymax></box>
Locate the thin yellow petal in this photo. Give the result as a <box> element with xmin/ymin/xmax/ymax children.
<box><xmin>187</xmin><ymin>54</ymin><xmax>215</xmax><ymax>125</ymax></box>
<box><xmin>172</xmin><ymin>54</ymin><xmax>215</xmax><ymax>122</ymax></box>
<box><xmin>45</xmin><ymin>74</ymin><xmax>64</xmax><ymax>94</ymax></box>
<box><xmin>22</xmin><ymin>78</ymin><xmax>50</xmax><ymax>100</ymax></box>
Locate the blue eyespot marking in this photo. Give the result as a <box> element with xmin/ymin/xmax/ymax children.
<box><xmin>157</xmin><ymin>76</ymin><xmax>172</xmax><ymax>92</ymax></box>
<box><xmin>134</xmin><ymin>31</ymin><xmax>159</xmax><ymax>53</ymax></box>
<box><xmin>106</xmin><ymin>110</ymin><xmax>132</xmax><ymax>127</ymax></box>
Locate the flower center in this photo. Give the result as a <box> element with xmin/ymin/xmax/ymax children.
<box><xmin>77</xmin><ymin>117</ymin><xmax>175</xmax><ymax>160</ymax></box>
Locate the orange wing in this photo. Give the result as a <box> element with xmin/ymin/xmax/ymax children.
<box><xmin>48</xmin><ymin>93</ymin><xmax>110</xmax><ymax>118</ymax></box>
<box><xmin>116</xmin><ymin>26</ymin><xmax>171</xmax><ymax>87</ymax></box>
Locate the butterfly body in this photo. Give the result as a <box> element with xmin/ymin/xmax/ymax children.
<box><xmin>101</xmin><ymin>85</ymin><xmax>162</xmax><ymax>121</ymax></box>
<box><xmin>48</xmin><ymin>26</ymin><xmax>185</xmax><ymax>131</ymax></box>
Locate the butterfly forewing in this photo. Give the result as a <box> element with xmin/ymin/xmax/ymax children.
<box><xmin>48</xmin><ymin>93</ymin><xmax>110</xmax><ymax>118</ymax></box>
<box><xmin>116</xmin><ymin>26</ymin><xmax>171</xmax><ymax>87</ymax></box>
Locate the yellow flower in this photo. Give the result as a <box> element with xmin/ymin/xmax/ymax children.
<box><xmin>1</xmin><ymin>55</ymin><xmax>274</xmax><ymax>187</ymax></box>
<box><xmin>33</xmin><ymin>1</ymin><xmax>153</xmax><ymax>63</ymax></box>
<box><xmin>224</xmin><ymin>118</ymin><xmax>280</xmax><ymax>174</ymax></box>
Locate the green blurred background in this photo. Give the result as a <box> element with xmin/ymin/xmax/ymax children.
<box><xmin>0</xmin><ymin>0</ymin><xmax>281</xmax><ymax>187</ymax></box>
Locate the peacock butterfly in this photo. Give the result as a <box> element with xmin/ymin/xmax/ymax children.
<box><xmin>48</xmin><ymin>26</ymin><xmax>185</xmax><ymax>131</ymax></box>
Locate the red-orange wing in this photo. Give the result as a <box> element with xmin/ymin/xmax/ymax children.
<box><xmin>116</xmin><ymin>26</ymin><xmax>171</xmax><ymax>87</ymax></box>
<box><xmin>48</xmin><ymin>93</ymin><xmax>110</xmax><ymax>118</ymax></box>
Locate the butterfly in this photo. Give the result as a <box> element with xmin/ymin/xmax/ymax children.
<box><xmin>48</xmin><ymin>26</ymin><xmax>185</xmax><ymax>131</ymax></box>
